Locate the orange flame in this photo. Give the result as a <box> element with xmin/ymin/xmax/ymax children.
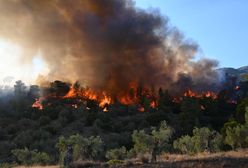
<box><xmin>32</xmin><ymin>98</ymin><xmax>44</xmax><ymax>110</ymax></box>
<box><xmin>99</xmin><ymin>92</ymin><xmax>112</xmax><ymax>108</ymax></box>
<box><xmin>33</xmin><ymin>82</ymin><xmax>220</xmax><ymax>112</ymax></box>
<box><xmin>150</xmin><ymin>101</ymin><xmax>156</xmax><ymax>108</ymax></box>
<box><xmin>184</xmin><ymin>90</ymin><xmax>217</xmax><ymax>99</ymax></box>
<box><xmin>63</xmin><ymin>87</ymin><xmax>111</xmax><ymax>109</ymax></box>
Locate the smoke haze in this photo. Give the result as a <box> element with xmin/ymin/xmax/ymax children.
<box><xmin>0</xmin><ymin>0</ymin><xmax>219</xmax><ymax>93</ymax></box>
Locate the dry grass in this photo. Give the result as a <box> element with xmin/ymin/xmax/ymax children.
<box><xmin>13</xmin><ymin>149</ymin><xmax>248</xmax><ymax>168</ymax></box>
<box><xmin>159</xmin><ymin>148</ymin><xmax>248</xmax><ymax>162</ymax></box>
<box><xmin>14</xmin><ymin>166</ymin><xmax>59</xmax><ymax>168</ymax></box>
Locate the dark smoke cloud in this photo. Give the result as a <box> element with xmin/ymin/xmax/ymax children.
<box><xmin>0</xmin><ymin>0</ymin><xmax>220</xmax><ymax>94</ymax></box>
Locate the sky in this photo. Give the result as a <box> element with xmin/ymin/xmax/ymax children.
<box><xmin>135</xmin><ymin>0</ymin><xmax>248</xmax><ymax>68</ymax></box>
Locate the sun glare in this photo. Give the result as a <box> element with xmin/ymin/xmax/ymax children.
<box><xmin>0</xmin><ymin>39</ymin><xmax>48</xmax><ymax>86</ymax></box>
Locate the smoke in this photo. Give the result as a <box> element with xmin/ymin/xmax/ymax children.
<box><xmin>0</xmin><ymin>0</ymin><xmax>219</xmax><ymax>94</ymax></box>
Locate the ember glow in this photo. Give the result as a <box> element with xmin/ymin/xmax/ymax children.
<box><xmin>183</xmin><ymin>90</ymin><xmax>217</xmax><ymax>99</ymax></box>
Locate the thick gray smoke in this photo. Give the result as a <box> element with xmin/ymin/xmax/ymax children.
<box><xmin>0</xmin><ymin>0</ymin><xmax>219</xmax><ymax>94</ymax></box>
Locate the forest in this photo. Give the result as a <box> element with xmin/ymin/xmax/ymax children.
<box><xmin>0</xmin><ymin>73</ymin><xmax>247</xmax><ymax>167</ymax></box>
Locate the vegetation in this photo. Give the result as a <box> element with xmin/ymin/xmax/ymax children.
<box><xmin>173</xmin><ymin>127</ymin><xmax>222</xmax><ymax>154</ymax></box>
<box><xmin>0</xmin><ymin>74</ymin><xmax>247</xmax><ymax>166</ymax></box>
<box><xmin>12</xmin><ymin>148</ymin><xmax>50</xmax><ymax>165</ymax></box>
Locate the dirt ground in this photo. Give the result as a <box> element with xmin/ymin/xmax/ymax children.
<box><xmin>14</xmin><ymin>149</ymin><xmax>248</xmax><ymax>168</ymax></box>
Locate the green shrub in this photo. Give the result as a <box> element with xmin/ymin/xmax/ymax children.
<box><xmin>224</xmin><ymin>124</ymin><xmax>248</xmax><ymax>149</ymax></box>
<box><xmin>173</xmin><ymin>135</ymin><xmax>195</xmax><ymax>154</ymax></box>
<box><xmin>106</xmin><ymin>146</ymin><xmax>127</xmax><ymax>160</ymax></box>
<box><xmin>173</xmin><ymin>127</ymin><xmax>222</xmax><ymax>154</ymax></box>
<box><xmin>223</xmin><ymin>109</ymin><xmax>248</xmax><ymax>149</ymax></box>
<box><xmin>0</xmin><ymin>163</ymin><xmax>16</xmax><ymax>168</ymax></box>
<box><xmin>11</xmin><ymin>148</ymin><xmax>50</xmax><ymax>165</ymax></box>
<box><xmin>56</xmin><ymin>134</ymin><xmax>104</xmax><ymax>163</ymax></box>
<box><xmin>132</xmin><ymin>121</ymin><xmax>173</xmax><ymax>155</ymax></box>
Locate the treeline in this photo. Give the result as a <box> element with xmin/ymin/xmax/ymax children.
<box><xmin>0</xmin><ymin>75</ymin><xmax>247</xmax><ymax>166</ymax></box>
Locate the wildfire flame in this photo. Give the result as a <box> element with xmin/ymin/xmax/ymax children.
<box><xmin>63</xmin><ymin>86</ymin><xmax>112</xmax><ymax>110</ymax></box>
<box><xmin>32</xmin><ymin>98</ymin><xmax>44</xmax><ymax>110</ymax></box>
<box><xmin>32</xmin><ymin>83</ymin><xmax>220</xmax><ymax>112</ymax></box>
<box><xmin>184</xmin><ymin>90</ymin><xmax>217</xmax><ymax>99</ymax></box>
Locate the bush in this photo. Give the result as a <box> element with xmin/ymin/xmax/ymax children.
<box><xmin>173</xmin><ymin>135</ymin><xmax>195</xmax><ymax>154</ymax></box>
<box><xmin>223</xmin><ymin>109</ymin><xmax>248</xmax><ymax>149</ymax></box>
<box><xmin>224</xmin><ymin>124</ymin><xmax>248</xmax><ymax>149</ymax></box>
<box><xmin>132</xmin><ymin>130</ymin><xmax>152</xmax><ymax>154</ymax></box>
<box><xmin>12</xmin><ymin>148</ymin><xmax>51</xmax><ymax>165</ymax></box>
<box><xmin>193</xmin><ymin>127</ymin><xmax>222</xmax><ymax>153</ymax></box>
<box><xmin>56</xmin><ymin>134</ymin><xmax>104</xmax><ymax>163</ymax></box>
<box><xmin>106</xmin><ymin>146</ymin><xmax>127</xmax><ymax>160</ymax></box>
<box><xmin>132</xmin><ymin>121</ymin><xmax>173</xmax><ymax>155</ymax></box>
<box><xmin>173</xmin><ymin>127</ymin><xmax>222</xmax><ymax>154</ymax></box>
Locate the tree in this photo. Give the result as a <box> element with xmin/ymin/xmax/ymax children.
<box><xmin>56</xmin><ymin>134</ymin><xmax>103</xmax><ymax>163</ymax></box>
<box><xmin>180</xmin><ymin>98</ymin><xmax>201</xmax><ymax>134</ymax></box>
<box><xmin>173</xmin><ymin>127</ymin><xmax>222</xmax><ymax>154</ymax></box>
<box><xmin>14</xmin><ymin>80</ymin><xmax>27</xmax><ymax>97</ymax></box>
<box><xmin>132</xmin><ymin>130</ymin><xmax>152</xmax><ymax>154</ymax></box>
<box><xmin>49</xmin><ymin>80</ymin><xmax>70</xmax><ymax>97</ymax></box>
<box><xmin>151</xmin><ymin>121</ymin><xmax>173</xmax><ymax>162</ymax></box>
<box><xmin>173</xmin><ymin>135</ymin><xmax>195</xmax><ymax>154</ymax></box>
<box><xmin>131</xmin><ymin>121</ymin><xmax>173</xmax><ymax>162</ymax></box>
<box><xmin>223</xmin><ymin>107</ymin><xmax>248</xmax><ymax>149</ymax></box>
<box><xmin>236</xmin><ymin>98</ymin><xmax>248</xmax><ymax>123</ymax></box>
<box><xmin>28</xmin><ymin>85</ymin><xmax>40</xmax><ymax>100</ymax></box>
<box><xmin>193</xmin><ymin>127</ymin><xmax>222</xmax><ymax>153</ymax></box>
<box><xmin>12</xmin><ymin>148</ymin><xmax>50</xmax><ymax>166</ymax></box>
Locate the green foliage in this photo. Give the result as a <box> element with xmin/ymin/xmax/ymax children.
<box><xmin>132</xmin><ymin>130</ymin><xmax>152</xmax><ymax>154</ymax></box>
<box><xmin>151</xmin><ymin>121</ymin><xmax>173</xmax><ymax>153</ymax></box>
<box><xmin>193</xmin><ymin>127</ymin><xmax>222</xmax><ymax>153</ymax></box>
<box><xmin>223</xmin><ymin>108</ymin><xmax>248</xmax><ymax>149</ymax></box>
<box><xmin>236</xmin><ymin>98</ymin><xmax>248</xmax><ymax>123</ymax></box>
<box><xmin>12</xmin><ymin>148</ymin><xmax>50</xmax><ymax>165</ymax></box>
<box><xmin>132</xmin><ymin>121</ymin><xmax>173</xmax><ymax>157</ymax></box>
<box><xmin>106</xmin><ymin>146</ymin><xmax>127</xmax><ymax>160</ymax></box>
<box><xmin>173</xmin><ymin>127</ymin><xmax>222</xmax><ymax>154</ymax></box>
<box><xmin>245</xmin><ymin>107</ymin><xmax>248</xmax><ymax>124</ymax></box>
<box><xmin>180</xmin><ymin>98</ymin><xmax>201</xmax><ymax>134</ymax></box>
<box><xmin>173</xmin><ymin>135</ymin><xmax>195</xmax><ymax>154</ymax></box>
<box><xmin>56</xmin><ymin>134</ymin><xmax>103</xmax><ymax>162</ymax></box>
<box><xmin>224</xmin><ymin>124</ymin><xmax>248</xmax><ymax>149</ymax></box>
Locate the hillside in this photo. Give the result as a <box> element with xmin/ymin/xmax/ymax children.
<box><xmin>217</xmin><ymin>66</ymin><xmax>248</xmax><ymax>80</ymax></box>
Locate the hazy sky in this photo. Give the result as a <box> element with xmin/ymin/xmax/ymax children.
<box><xmin>135</xmin><ymin>0</ymin><xmax>248</xmax><ymax>68</ymax></box>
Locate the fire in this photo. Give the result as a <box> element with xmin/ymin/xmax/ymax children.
<box><xmin>63</xmin><ymin>87</ymin><xmax>77</xmax><ymax>98</ymax></box>
<box><xmin>138</xmin><ymin>106</ymin><xmax>145</xmax><ymax>112</ymax></box>
<box><xmin>32</xmin><ymin>82</ymin><xmax>220</xmax><ymax>112</ymax></box>
<box><xmin>32</xmin><ymin>98</ymin><xmax>44</xmax><ymax>110</ymax></box>
<box><xmin>63</xmin><ymin>86</ymin><xmax>112</xmax><ymax>110</ymax></box>
<box><xmin>150</xmin><ymin>101</ymin><xmax>156</xmax><ymax>108</ymax></box>
<box><xmin>99</xmin><ymin>93</ymin><xmax>112</xmax><ymax>108</ymax></box>
<box><xmin>103</xmin><ymin>107</ymin><xmax>108</xmax><ymax>112</ymax></box>
<box><xmin>184</xmin><ymin>90</ymin><xmax>217</xmax><ymax>99</ymax></box>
